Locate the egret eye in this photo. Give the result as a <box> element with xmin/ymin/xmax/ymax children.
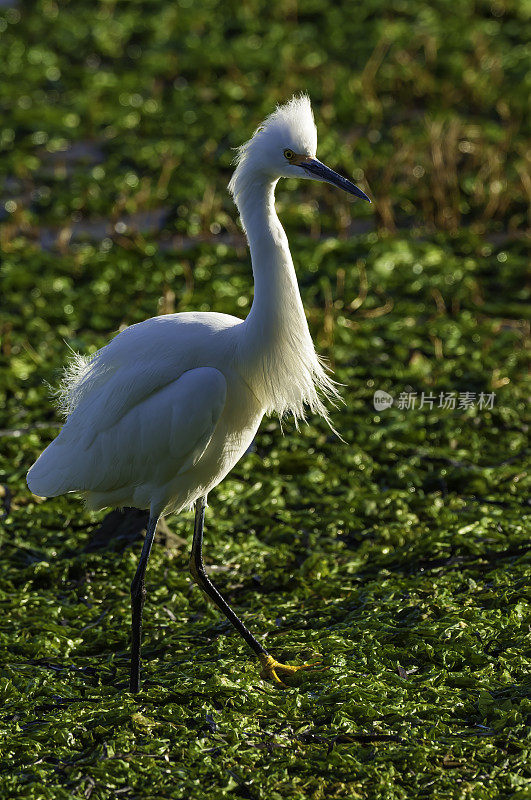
<box><xmin>283</xmin><ymin>149</ymin><xmax>294</xmax><ymax>161</ymax></box>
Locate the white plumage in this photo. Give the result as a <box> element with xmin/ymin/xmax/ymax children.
<box><xmin>29</xmin><ymin>313</ymin><xmax>255</xmax><ymax>514</ymax></box>
<box><xmin>28</xmin><ymin>95</ymin><xmax>372</xmax><ymax>519</ymax></box>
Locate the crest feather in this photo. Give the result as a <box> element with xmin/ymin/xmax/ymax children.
<box><xmin>229</xmin><ymin>94</ymin><xmax>317</xmax><ymax>198</ymax></box>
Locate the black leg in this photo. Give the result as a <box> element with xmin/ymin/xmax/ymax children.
<box><xmin>189</xmin><ymin>495</ymin><xmax>268</xmax><ymax>659</ymax></box>
<box><xmin>130</xmin><ymin>513</ymin><xmax>158</xmax><ymax>693</ymax></box>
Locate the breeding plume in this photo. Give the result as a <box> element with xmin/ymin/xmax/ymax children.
<box><xmin>27</xmin><ymin>95</ymin><xmax>371</xmax><ymax>691</ymax></box>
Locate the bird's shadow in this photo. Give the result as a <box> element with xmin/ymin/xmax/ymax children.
<box><xmin>83</xmin><ymin>507</ymin><xmax>186</xmax><ymax>554</ymax></box>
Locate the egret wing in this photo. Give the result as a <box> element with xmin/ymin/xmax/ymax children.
<box><xmin>54</xmin><ymin>313</ymin><xmax>239</xmax><ymax>450</ymax></box>
<box><xmin>27</xmin><ymin>367</ymin><xmax>227</xmax><ymax>498</ymax></box>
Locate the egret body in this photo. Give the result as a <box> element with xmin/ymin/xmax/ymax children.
<box><xmin>27</xmin><ymin>95</ymin><xmax>371</xmax><ymax>691</ymax></box>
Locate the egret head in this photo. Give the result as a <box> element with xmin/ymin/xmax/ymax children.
<box><xmin>229</xmin><ymin>94</ymin><xmax>370</xmax><ymax>203</ymax></box>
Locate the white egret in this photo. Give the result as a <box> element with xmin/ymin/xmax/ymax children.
<box><xmin>27</xmin><ymin>95</ymin><xmax>371</xmax><ymax>691</ymax></box>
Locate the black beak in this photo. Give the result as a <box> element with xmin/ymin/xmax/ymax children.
<box><xmin>300</xmin><ymin>158</ymin><xmax>371</xmax><ymax>202</ymax></box>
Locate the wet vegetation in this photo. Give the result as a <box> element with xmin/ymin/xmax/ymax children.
<box><xmin>0</xmin><ymin>1</ymin><xmax>529</xmax><ymax>798</ymax></box>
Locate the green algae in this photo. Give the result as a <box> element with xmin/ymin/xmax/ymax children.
<box><xmin>0</xmin><ymin>1</ymin><xmax>529</xmax><ymax>798</ymax></box>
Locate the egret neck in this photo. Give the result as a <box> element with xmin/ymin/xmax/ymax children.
<box><xmin>234</xmin><ymin>172</ymin><xmax>336</xmax><ymax>422</ymax></box>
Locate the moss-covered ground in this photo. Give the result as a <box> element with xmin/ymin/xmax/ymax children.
<box><xmin>1</xmin><ymin>1</ymin><xmax>529</xmax><ymax>798</ymax></box>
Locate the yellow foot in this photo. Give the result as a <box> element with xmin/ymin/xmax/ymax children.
<box><xmin>258</xmin><ymin>653</ymin><xmax>324</xmax><ymax>688</ymax></box>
